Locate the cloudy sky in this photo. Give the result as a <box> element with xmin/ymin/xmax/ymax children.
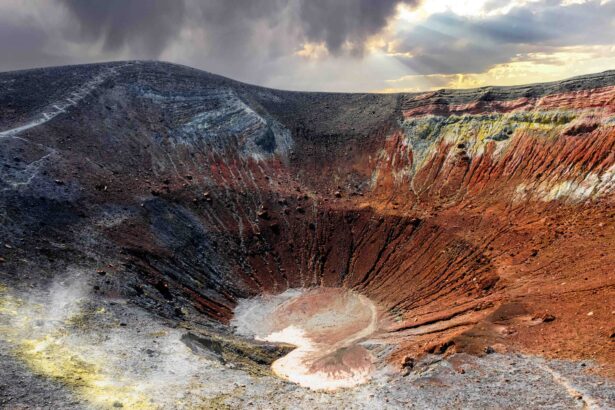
<box><xmin>1</xmin><ymin>0</ymin><xmax>614</xmax><ymax>92</ymax></box>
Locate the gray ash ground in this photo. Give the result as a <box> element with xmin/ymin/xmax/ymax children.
<box><xmin>0</xmin><ymin>340</ymin><xmax>86</xmax><ymax>410</ymax></box>
<box><xmin>1</xmin><ymin>277</ymin><xmax>613</xmax><ymax>409</ymax></box>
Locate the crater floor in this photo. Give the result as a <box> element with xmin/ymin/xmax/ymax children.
<box><xmin>233</xmin><ymin>288</ymin><xmax>379</xmax><ymax>390</ymax></box>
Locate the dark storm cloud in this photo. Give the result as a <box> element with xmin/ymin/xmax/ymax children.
<box><xmin>45</xmin><ymin>0</ymin><xmax>418</xmax><ymax>83</ymax></box>
<box><xmin>56</xmin><ymin>0</ymin><xmax>417</xmax><ymax>58</ymax></box>
<box><xmin>298</xmin><ymin>0</ymin><xmax>408</xmax><ymax>54</ymax></box>
<box><xmin>394</xmin><ymin>0</ymin><xmax>615</xmax><ymax>75</ymax></box>
<box><xmin>1</xmin><ymin>0</ymin><xmax>416</xmax><ymax>83</ymax></box>
<box><xmin>1</xmin><ymin>0</ymin><xmax>614</xmax><ymax>90</ymax></box>
<box><xmin>175</xmin><ymin>0</ymin><xmax>418</xmax><ymax>82</ymax></box>
<box><xmin>186</xmin><ymin>0</ymin><xmax>292</xmax><ymax>65</ymax></box>
<box><xmin>0</xmin><ymin>14</ymin><xmax>72</xmax><ymax>72</ymax></box>
<box><xmin>58</xmin><ymin>0</ymin><xmax>186</xmax><ymax>56</ymax></box>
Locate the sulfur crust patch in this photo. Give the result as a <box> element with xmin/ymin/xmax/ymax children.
<box><xmin>0</xmin><ymin>284</ymin><xmax>153</xmax><ymax>409</ymax></box>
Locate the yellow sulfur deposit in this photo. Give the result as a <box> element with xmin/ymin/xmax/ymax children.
<box><xmin>0</xmin><ymin>285</ymin><xmax>155</xmax><ymax>410</ymax></box>
<box><xmin>17</xmin><ymin>334</ymin><xmax>154</xmax><ymax>409</ymax></box>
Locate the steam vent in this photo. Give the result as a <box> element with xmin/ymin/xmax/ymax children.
<box><xmin>0</xmin><ymin>61</ymin><xmax>614</xmax><ymax>408</ymax></box>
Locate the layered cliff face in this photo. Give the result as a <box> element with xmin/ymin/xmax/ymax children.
<box><xmin>0</xmin><ymin>62</ymin><xmax>614</xmax><ymax>408</ymax></box>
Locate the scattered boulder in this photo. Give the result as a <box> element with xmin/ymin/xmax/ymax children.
<box><xmin>257</xmin><ymin>206</ymin><xmax>269</xmax><ymax>220</ymax></box>
<box><xmin>154</xmin><ymin>280</ymin><xmax>173</xmax><ymax>301</ymax></box>
<box><xmin>401</xmin><ymin>356</ymin><xmax>415</xmax><ymax>376</ymax></box>
<box><xmin>542</xmin><ymin>314</ymin><xmax>556</xmax><ymax>322</ymax></box>
<box><xmin>426</xmin><ymin>340</ymin><xmax>455</xmax><ymax>354</ymax></box>
<box><xmin>269</xmin><ymin>222</ymin><xmax>280</xmax><ymax>234</ymax></box>
<box><xmin>533</xmin><ymin>313</ymin><xmax>555</xmax><ymax>323</ymax></box>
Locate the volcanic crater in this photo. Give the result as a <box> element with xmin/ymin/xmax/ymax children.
<box><xmin>0</xmin><ymin>61</ymin><xmax>614</xmax><ymax>408</ymax></box>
